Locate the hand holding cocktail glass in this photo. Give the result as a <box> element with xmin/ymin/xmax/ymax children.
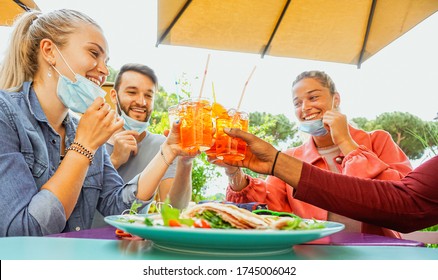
<box><xmin>171</xmin><ymin>55</ymin><xmax>255</xmax><ymax>162</ymax></box>
<box><xmin>206</xmin><ymin>66</ymin><xmax>256</xmax><ymax>167</ymax></box>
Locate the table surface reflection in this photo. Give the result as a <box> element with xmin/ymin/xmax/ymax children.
<box><xmin>48</xmin><ymin>225</ymin><xmax>425</xmax><ymax>247</ymax></box>
<box><xmin>1</xmin><ymin>226</ymin><xmax>436</xmax><ymax>260</ymax></box>
<box><xmin>1</xmin><ymin>236</ymin><xmax>437</xmax><ymax>260</ymax></box>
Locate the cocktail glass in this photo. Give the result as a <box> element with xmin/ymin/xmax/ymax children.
<box><xmin>205</xmin><ymin>102</ymin><xmax>228</xmax><ymax>158</ymax></box>
<box><xmin>215</xmin><ymin>109</ymin><xmax>249</xmax><ymax>161</ymax></box>
<box><xmin>178</xmin><ymin>97</ymin><xmax>213</xmax><ymax>152</ymax></box>
<box><xmin>167</xmin><ymin>104</ymin><xmax>179</xmax><ymax>128</ymax></box>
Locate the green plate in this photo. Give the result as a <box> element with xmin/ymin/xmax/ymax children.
<box><xmin>104</xmin><ymin>215</ymin><xmax>344</xmax><ymax>256</ymax></box>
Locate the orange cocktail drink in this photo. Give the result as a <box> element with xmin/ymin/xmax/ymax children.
<box><xmin>178</xmin><ymin>98</ymin><xmax>213</xmax><ymax>152</ymax></box>
<box><xmin>167</xmin><ymin>104</ymin><xmax>179</xmax><ymax>127</ymax></box>
<box><xmin>216</xmin><ymin>109</ymin><xmax>249</xmax><ymax>161</ymax></box>
<box><xmin>205</xmin><ymin>102</ymin><xmax>228</xmax><ymax>158</ymax></box>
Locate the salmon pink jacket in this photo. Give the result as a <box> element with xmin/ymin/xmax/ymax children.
<box><xmin>226</xmin><ymin>126</ymin><xmax>413</xmax><ymax>238</ymax></box>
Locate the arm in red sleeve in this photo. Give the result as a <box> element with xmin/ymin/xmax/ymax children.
<box><xmin>294</xmin><ymin>156</ymin><xmax>438</xmax><ymax>233</ymax></box>
<box><xmin>226</xmin><ymin>175</ymin><xmax>268</xmax><ymax>203</ymax></box>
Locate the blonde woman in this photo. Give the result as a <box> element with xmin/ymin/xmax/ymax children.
<box><xmin>0</xmin><ymin>9</ymin><xmax>191</xmax><ymax>236</ymax></box>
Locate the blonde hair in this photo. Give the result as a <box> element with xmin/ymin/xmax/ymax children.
<box><xmin>0</xmin><ymin>9</ymin><xmax>101</xmax><ymax>91</ymax></box>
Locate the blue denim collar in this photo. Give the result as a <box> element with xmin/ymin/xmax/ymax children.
<box><xmin>22</xmin><ymin>81</ymin><xmax>74</xmax><ymax>141</ymax></box>
<box><xmin>22</xmin><ymin>81</ymin><xmax>48</xmax><ymax>124</ymax></box>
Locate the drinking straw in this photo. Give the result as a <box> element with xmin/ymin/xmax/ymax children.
<box><xmin>198</xmin><ymin>54</ymin><xmax>211</xmax><ymax>99</ymax></box>
<box><xmin>212</xmin><ymin>82</ymin><xmax>217</xmax><ymax>103</ymax></box>
<box><xmin>174</xmin><ymin>79</ymin><xmax>180</xmax><ymax>103</ymax></box>
<box><xmin>231</xmin><ymin>66</ymin><xmax>257</xmax><ymax>126</ymax></box>
<box><xmin>236</xmin><ymin>65</ymin><xmax>257</xmax><ymax>112</ymax></box>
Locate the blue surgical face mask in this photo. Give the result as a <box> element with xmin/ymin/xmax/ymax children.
<box><xmin>298</xmin><ymin>119</ymin><xmax>328</xmax><ymax>136</ymax></box>
<box><xmin>298</xmin><ymin>95</ymin><xmax>337</xmax><ymax>137</ymax></box>
<box><xmin>52</xmin><ymin>45</ymin><xmax>106</xmax><ymax>114</ymax></box>
<box><xmin>115</xmin><ymin>93</ymin><xmax>150</xmax><ymax>133</ymax></box>
<box><xmin>120</xmin><ymin>110</ymin><xmax>150</xmax><ymax>133</ymax></box>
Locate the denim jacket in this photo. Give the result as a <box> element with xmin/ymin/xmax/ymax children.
<box><xmin>0</xmin><ymin>82</ymin><xmax>152</xmax><ymax>236</ymax></box>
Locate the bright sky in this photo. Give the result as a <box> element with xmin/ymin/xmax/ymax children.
<box><xmin>1</xmin><ymin>0</ymin><xmax>437</xmax><ymax>123</ymax></box>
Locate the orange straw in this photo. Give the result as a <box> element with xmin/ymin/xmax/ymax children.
<box><xmin>236</xmin><ymin>65</ymin><xmax>257</xmax><ymax>112</ymax></box>
<box><xmin>198</xmin><ymin>54</ymin><xmax>211</xmax><ymax>99</ymax></box>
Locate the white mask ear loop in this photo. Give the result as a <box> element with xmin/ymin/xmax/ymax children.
<box><xmin>53</xmin><ymin>44</ymin><xmax>77</xmax><ymax>78</ymax></box>
<box><xmin>50</xmin><ymin>62</ymin><xmax>62</xmax><ymax>77</ymax></box>
<box><xmin>114</xmin><ymin>91</ymin><xmax>124</xmax><ymax>116</ymax></box>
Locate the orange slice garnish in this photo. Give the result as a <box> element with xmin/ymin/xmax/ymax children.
<box><xmin>212</xmin><ymin>102</ymin><xmax>227</xmax><ymax>118</ymax></box>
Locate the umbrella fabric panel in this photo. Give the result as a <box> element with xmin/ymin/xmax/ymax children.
<box><xmin>158</xmin><ymin>0</ymin><xmax>285</xmax><ymax>53</ymax></box>
<box><xmin>363</xmin><ymin>0</ymin><xmax>438</xmax><ymax>63</ymax></box>
<box><xmin>157</xmin><ymin>0</ymin><xmax>438</xmax><ymax>66</ymax></box>
<box><xmin>0</xmin><ymin>0</ymin><xmax>39</xmax><ymax>26</ymax></box>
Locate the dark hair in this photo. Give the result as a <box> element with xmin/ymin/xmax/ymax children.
<box><xmin>114</xmin><ymin>63</ymin><xmax>158</xmax><ymax>91</ymax></box>
<box><xmin>292</xmin><ymin>70</ymin><xmax>337</xmax><ymax>95</ymax></box>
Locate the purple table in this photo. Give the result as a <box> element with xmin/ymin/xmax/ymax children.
<box><xmin>49</xmin><ymin>226</ymin><xmax>425</xmax><ymax>247</ymax></box>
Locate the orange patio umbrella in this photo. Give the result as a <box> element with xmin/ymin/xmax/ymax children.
<box><xmin>0</xmin><ymin>0</ymin><xmax>39</xmax><ymax>26</ymax></box>
<box><xmin>156</xmin><ymin>0</ymin><xmax>438</xmax><ymax>68</ymax></box>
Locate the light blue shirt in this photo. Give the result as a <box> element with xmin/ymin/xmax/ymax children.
<box><xmin>0</xmin><ymin>82</ymin><xmax>152</xmax><ymax>236</ymax></box>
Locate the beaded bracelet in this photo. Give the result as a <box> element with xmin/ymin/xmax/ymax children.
<box><xmin>72</xmin><ymin>141</ymin><xmax>93</xmax><ymax>157</ymax></box>
<box><xmin>160</xmin><ymin>145</ymin><xmax>173</xmax><ymax>166</ymax></box>
<box><xmin>65</xmin><ymin>143</ymin><xmax>94</xmax><ymax>165</ymax></box>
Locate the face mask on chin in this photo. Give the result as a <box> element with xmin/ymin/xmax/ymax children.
<box><xmin>115</xmin><ymin>93</ymin><xmax>150</xmax><ymax>133</ymax></box>
<box><xmin>120</xmin><ymin>110</ymin><xmax>150</xmax><ymax>133</ymax></box>
<box><xmin>52</xmin><ymin>45</ymin><xmax>106</xmax><ymax>114</ymax></box>
<box><xmin>298</xmin><ymin>119</ymin><xmax>328</xmax><ymax>136</ymax></box>
<box><xmin>298</xmin><ymin>95</ymin><xmax>337</xmax><ymax>137</ymax></box>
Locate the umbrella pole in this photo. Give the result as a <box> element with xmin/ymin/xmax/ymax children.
<box><xmin>261</xmin><ymin>0</ymin><xmax>291</xmax><ymax>58</ymax></box>
<box><xmin>156</xmin><ymin>0</ymin><xmax>193</xmax><ymax>47</ymax></box>
<box><xmin>357</xmin><ymin>0</ymin><xmax>378</xmax><ymax>68</ymax></box>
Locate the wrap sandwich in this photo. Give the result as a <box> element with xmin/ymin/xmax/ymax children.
<box><xmin>181</xmin><ymin>202</ymin><xmax>270</xmax><ymax>229</ymax></box>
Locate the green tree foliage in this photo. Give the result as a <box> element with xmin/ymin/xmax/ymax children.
<box><xmin>191</xmin><ymin>153</ymin><xmax>222</xmax><ymax>202</ymax></box>
<box><xmin>105</xmin><ymin>65</ymin><xmax>118</xmax><ymax>83</ymax></box>
<box><xmin>153</xmin><ymin>86</ymin><xmax>180</xmax><ymax>112</ymax></box>
<box><xmin>406</xmin><ymin>121</ymin><xmax>438</xmax><ymax>156</ymax></box>
<box><xmin>351</xmin><ymin>112</ymin><xmax>428</xmax><ymax>160</ymax></box>
<box><xmin>248</xmin><ymin>112</ymin><xmax>298</xmax><ymax>146</ymax></box>
<box><xmin>350</xmin><ymin>117</ymin><xmax>376</xmax><ymax>132</ymax></box>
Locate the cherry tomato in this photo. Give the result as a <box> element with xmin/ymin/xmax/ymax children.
<box><xmin>194</xmin><ymin>219</ymin><xmax>211</xmax><ymax>228</ymax></box>
<box><xmin>169</xmin><ymin>219</ymin><xmax>182</xmax><ymax>227</ymax></box>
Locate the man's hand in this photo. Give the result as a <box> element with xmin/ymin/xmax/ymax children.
<box><xmin>110</xmin><ymin>130</ymin><xmax>139</xmax><ymax>169</ymax></box>
<box><xmin>222</xmin><ymin>128</ymin><xmax>278</xmax><ymax>175</ymax></box>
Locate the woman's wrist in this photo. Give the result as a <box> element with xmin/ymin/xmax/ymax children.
<box><xmin>178</xmin><ymin>156</ymin><xmax>195</xmax><ymax>165</ymax></box>
<box><xmin>225</xmin><ymin>167</ymin><xmax>240</xmax><ymax>177</ymax></box>
<box><xmin>160</xmin><ymin>143</ymin><xmax>177</xmax><ymax>166</ymax></box>
<box><xmin>338</xmin><ymin>138</ymin><xmax>359</xmax><ymax>156</ymax></box>
<box><xmin>227</xmin><ymin>167</ymin><xmax>248</xmax><ymax>192</ymax></box>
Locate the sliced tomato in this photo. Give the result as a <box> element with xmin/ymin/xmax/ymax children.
<box><xmin>115</xmin><ymin>228</ymin><xmax>132</xmax><ymax>238</ymax></box>
<box><xmin>194</xmin><ymin>219</ymin><xmax>211</xmax><ymax>229</ymax></box>
<box><xmin>168</xmin><ymin>219</ymin><xmax>182</xmax><ymax>227</ymax></box>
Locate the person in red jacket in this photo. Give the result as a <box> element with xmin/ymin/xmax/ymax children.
<box><xmin>210</xmin><ymin>71</ymin><xmax>412</xmax><ymax>238</ymax></box>
<box><xmin>221</xmin><ymin>127</ymin><xmax>438</xmax><ymax>233</ymax></box>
